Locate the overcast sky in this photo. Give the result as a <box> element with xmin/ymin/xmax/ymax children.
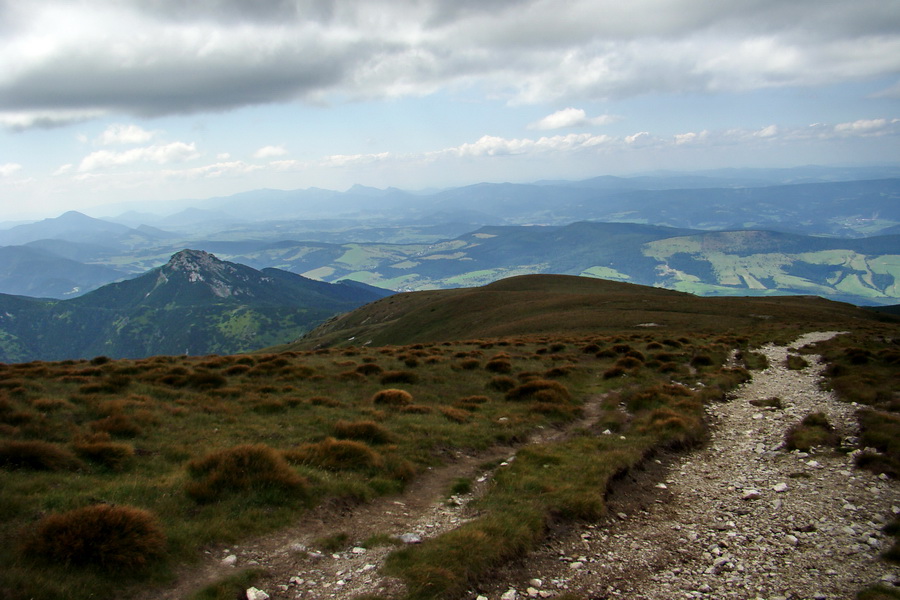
<box><xmin>1</xmin><ymin>0</ymin><xmax>899</xmax><ymax>220</ymax></box>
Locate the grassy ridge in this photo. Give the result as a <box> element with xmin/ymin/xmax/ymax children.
<box><xmin>290</xmin><ymin>274</ymin><xmax>887</xmax><ymax>350</ymax></box>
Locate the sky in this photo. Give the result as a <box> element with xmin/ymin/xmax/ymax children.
<box><xmin>1</xmin><ymin>0</ymin><xmax>899</xmax><ymax>221</ymax></box>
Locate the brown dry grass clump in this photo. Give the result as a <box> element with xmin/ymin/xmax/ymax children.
<box><xmin>372</xmin><ymin>388</ymin><xmax>414</xmax><ymax>407</ymax></box>
<box><xmin>332</xmin><ymin>420</ymin><xmax>395</xmax><ymax>445</ymax></box>
<box><xmin>380</xmin><ymin>370</ymin><xmax>419</xmax><ymax>385</ymax></box>
<box><xmin>487</xmin><ymin>375</ymin><xmax>517</xmax><ymax>392</ymax></box>
<box><xmin>72</xmin><ymin>439</ymin><xmax>134</xmax><ymax>471</ymax></box>
<box><xmin>505</xmin><ymin>379</ymin><xmax>571</xmax><ymax>404</ymax></box>
<box><xmin>285</xmin><ymin>437</ymin><xmax>384</xmax><ymax>471</ymax></box>
<box><xmin>0</xmin><ymin>440</ymin><xmax>82</xmax><ymax>471</ymax></box>
<box><xmin>185</xmin><ymin>444</ymin><xmax>309</xmax><ymax>503</ymax></box>
<box><xmin>784</xmin><ymin>412</ymin><xmax>840</xmax><ymax>451</ymax></box>
<box><xmin>21</xmin><ymin>504</ymin><xmax>165</xmax><ymax>571</ymax></box>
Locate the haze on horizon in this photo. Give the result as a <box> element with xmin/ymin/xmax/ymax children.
<box><xmin>1</xmin><ymin>0</ymin><xmax>899</xmax><ymax>221</ymax></box>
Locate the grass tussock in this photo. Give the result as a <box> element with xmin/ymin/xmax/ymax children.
<box><xmin>21</xmin><ymin>504</ymin><xmax>165</xmax><ymax>571</ymax></box>
<box><xmin>784</xmin><ymin>412</ymin><xmax>840</xmax><ymax>452</ymax></box>
<box><xmin>332</xmin><ymin>420</ymin><xmax>395</xmax><ymax>445</ymax></box>
<box><xmin>372</xmin><ymin>388</ymin><xmax>414</xmax><ymax>407</ymax></box>
<box><xmin>186</xmin><ymin>444</ymin><xmax>309</xmax><ymax>504</ymax></box>
<box><xmin>0</xmin><ymin>440</ymin><xmax>82</xmax><ymax>471</ymax></box>
<box><xmin>72</xmin><ymin>439</ymin><xmax>134</xmax><ymax>471</ymax></box>
<box><xmin>285</xmin><ymin>438</ymin><xmax>384</xmax><ymax>472</ymax></box>
<box><xmin>504</xmin><ymin>379</ymin><xmax>571</xmax><ymax>404</ymax></box>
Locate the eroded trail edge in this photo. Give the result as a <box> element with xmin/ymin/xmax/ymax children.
<box><xmin>478</xmin><ymin>331</ymin><xmax>900</xmax><ymax>600</ymax></box>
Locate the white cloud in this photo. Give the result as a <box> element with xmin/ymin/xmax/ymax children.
<box><xmin>79</xmin><ymin>142</ymin><xmax>200</xmax><ymax>171</ymax></box>
<box><xmin>97</xmin><ymin>123</ymin><xmax>157</xmax><ymax>145</ymax></box>
<box><xmin>319</xmin><ymin>152</ymin><xmax>392</xmax><ymax>167</ymax></box>
<box><xmin>834</xmin><ymin>118</ymin><xmax>894</xmax><ymax>136</ymax></box>
<box><xmin>445</xmin><ymin>133</ymin><xmax>614</xmax><ymax>158</ymax></box>
<box><xmin>254</xmin><ymin>145</ymin><xmax>288</xmax><ymax>159</ymax></box>
<box><xmin>0</xmin><ymin>163</ymin><xmax>23</xmax><ymax>177</ymax></box>
<box><xmin>674</xmin><ymin>131</ymin><xmax>709</xmax><ymax>145</ymax></box>
<box><xmin>162</xmin><ymin>161</ymin><xmax>262</xmax><ymax>179</ymax></box>
<box><xmin>754</xmin><ymin>125</ymin><xmax>779</xmax><ymax>138</ymax></box>
<box><xmin>528</xmin><ymin>108</ymin><xmax>619</xmax><ymax>130</ymax></box>
<box><xmin>625</xmin><ymin>131</ymin><xmax>653</xmax><ymax>145</ymax></box>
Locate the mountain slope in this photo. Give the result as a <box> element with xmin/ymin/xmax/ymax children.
<box><xmin>289</xmin><ymin>274</ymin><xmax>885</xmax><ymax>349</ymax></box>
<box><xmin>0</xmin><ymin>245</ymin><xmax>127</xmax><ymax>298</ymax></box>
<box><xmin>0</xmin><ymin>250</ymin><xmax>392</xmax><ymax>362</ymax></box>
<box><xmin>0</xmin><ymin>211</ymin><xmax>169</xmax><ymax>249</ymax></box>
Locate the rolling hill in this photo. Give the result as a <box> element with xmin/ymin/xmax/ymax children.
<box><xmin>287</xmin><ymin>274</ymin><xmax>889</xmax><ymax>350</ymax></box>
<box><xmin>0</xmin><ymin>249</ymin><xmax>392</xmax><ymax>362</ymax></box>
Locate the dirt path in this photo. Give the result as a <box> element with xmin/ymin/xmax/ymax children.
<box><xmin>142</xmin><ymin>388</ymin><xmax>607</xmax><ymax>599</ymax></box>
<box><xmin>475</xmin><ymin>331</ymin><xmax>900</xmax><ymax>600</ymax></box>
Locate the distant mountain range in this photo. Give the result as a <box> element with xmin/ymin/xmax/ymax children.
<box><xmin>0</xmin><ymin>171</ymin><xmax>898</xmax><ymax>306</ymax></box>
<box><xmin>0</xmin><ymin>250</ymin><xmax>392</xmax><ymax>362</ymax></box>
<box><xmin>184</xmin><ymin>222</ymin><xmax>899</xmax><ymax>305</ymax></box>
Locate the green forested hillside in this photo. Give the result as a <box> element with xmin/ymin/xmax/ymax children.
<box><xmin>0</xmin><ymin>250</ymin><xmax>391</xmax><ymax>362</ymax></box>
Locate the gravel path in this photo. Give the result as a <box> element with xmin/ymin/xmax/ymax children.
<box><xmin>477</xmin><ymin>331</ymin><xmax>900</xmax><ymax>600</ymax></box>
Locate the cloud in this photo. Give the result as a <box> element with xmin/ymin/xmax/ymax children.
<box><xmin>162</xmin><ymin>160</ymin><xmax>263</xmax><ymax>179</ymax></box>
<box><xmin>0</xmin><ymin>163</ymin><xmax>23</xmax><ymax>177</ymax></box>
<box><xmin>253</xmin><ymin>144</ymin><xmax>288</xmax><ymax>159</ymax></box>
<box><xmin>0</xmin><ymin>109</ymin><xmax>105</xmax><ymax>131</ymax></box>
<box><xmin>79</xmin><ymin>142</ymin><xmax>201</xmax><ymax>171</ymax></box>
<box><xmin>444</xmin><ymin>133</ymin><xmax>614</xmax><ymax>158</ymax></box>
<box><xmin>97</xmin><ymin>124</ymin><xmax>158</xmax><ymax>145</ymax></box>
<box><xmin>319</xmin><ymin>152</ymin><xmax>392</xmax><ymax>167</ymax></box>
<box><xmin>528</xmin><ymin>108</ymin><xmax>619</xmax><ymax>130</ymax></box>
<box><xmin>834</xmin><ymin>118</ymin><xmax>898</xmax><ymax>136</ymax></box>
<box><xmin>1</xmin><ymin>1</ymin><xmax>898</xmax><ymax>121</ymax></box>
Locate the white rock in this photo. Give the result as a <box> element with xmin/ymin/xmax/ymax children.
<box><xmin>528</xmin><ymin>578</ymin><xmax>543</xmax><ymax>588</ymax></box>
<box><xmin>222</xmin><ymin>554</ymin><xmax>237</xmax><ymax>566</ymax></box>
<box><xmin>773</xmin><ymin>482</ymin><xmax>788</xmax><ymax>493</ymax></box>
<box><xmin>245</xmin><ymin>587</ymin><xmax>269</xmax><ymax>600</ymax></box>
<box><xmin>398</xmin><ymin>533</ymin><xmax>421</xmax><ymax>544</ymax></box>
<box><xmin>742</xmin><ymin>489</ymin><xmax>761</xmax><ymax>500</ymax></box>
<box><xmin>527</xmin><ymin>587</ymin><xmax>540</xmax><ymax>598</ymax></box>
<box><xmin>351</xmin><ymin>547</ymin><xmax>366</xmax><ymax>554</ymax></box>
<box><xmin>501</xmin><ymin>588</ymin><xmax>519</xmax><ymax>600</ymax></box>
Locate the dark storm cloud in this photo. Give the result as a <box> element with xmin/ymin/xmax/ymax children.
<box><xmin>1</xmin><ymin>0</ymin><xmax>898</xmax><ymax>126</ymax></box>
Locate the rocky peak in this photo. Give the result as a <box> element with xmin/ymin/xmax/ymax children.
<box><xmin>161</xmin><ymin>249</ymin><xmax>251</xmax><ymax>298</ymax></box>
